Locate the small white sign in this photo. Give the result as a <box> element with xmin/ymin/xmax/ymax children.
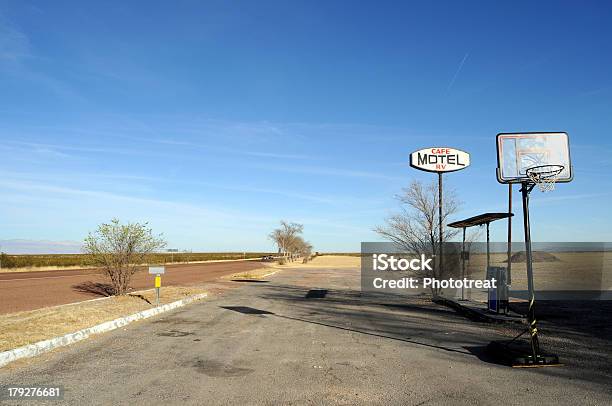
<box><xmin>410</xmin><ymin>147</ymin><xmax>470</xmax><ymax>173</ymax></box>
<box><xmin>148</xmin><ymin>266</ymin><xmax>165</xmax><ymax>275</ymax></box>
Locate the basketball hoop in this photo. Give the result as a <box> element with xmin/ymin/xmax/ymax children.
<box><xmin>493</xmin><ymin>133</ymin><xmax>572</xmax><ymax>366</ymax></box>
<box><xmin>526</xmin><ymin>164</ymin><xmax>564</xmax><ymax>192</ymax></box>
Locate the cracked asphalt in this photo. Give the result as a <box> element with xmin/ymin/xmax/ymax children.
<box><xmin>0</xmin><ymin>265</ymin><xmax>610</xmax><ymax>405</ymax></box>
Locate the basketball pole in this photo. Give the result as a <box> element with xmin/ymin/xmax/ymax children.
<box><xmin>507</xmin><ymin>184</ymin><xmax>512</xmax><ymax>285</ymax></box>
<box><xmin>520</xmin><ymin>182</ymin><xmax>540</xmax><ymax>362</ymax></box>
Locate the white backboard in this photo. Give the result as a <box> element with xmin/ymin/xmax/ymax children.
<box><xmin>496</xmin><ymin>132</ymin><xmax>573</xmax><ymax>184</ymax></box>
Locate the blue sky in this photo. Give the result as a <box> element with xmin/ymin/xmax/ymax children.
<box><xmin>1</xmin><ymin>1</ymin><xmax>611</xmax><ymax>253</ymax></box>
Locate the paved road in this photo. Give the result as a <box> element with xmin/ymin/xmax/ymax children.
<box><xmin>0</xmin><ymin>265</ymin><xmax>610</xmax><ymax>405</ymax></box>
<box><xmin>0</xmin><ymin>261</ymin><xmax>265</xmax><ymax>314</ymax></box>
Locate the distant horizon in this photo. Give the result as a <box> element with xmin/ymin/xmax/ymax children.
<box><xmin>2</xmin><ymin>239</ymin><xmax>611</xmax><ymax>255</ymax></box>
<box><xmin>0</xmin><ymin>239</ymin><xmax>279</xmax><ymax>255</ymax></box>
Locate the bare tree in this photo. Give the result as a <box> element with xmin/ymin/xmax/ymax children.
<box><xmin>268</xmin><ymin>221</ymin><xmax>304</xmax><ymax>261</ymax></box>
<box><xmin>83</xmin><ymin>218</ymin><xmax>166</xmax><ymax>295</ymax></box>
<box><xmin>375</xmin><ymin>180</ymin><xmax>461</xmax><ymax>295</ymax></box>
<box><xmin>287</xmin><ymin>235</ymin><xmax>313</xmax><ymax>263</ymax></box>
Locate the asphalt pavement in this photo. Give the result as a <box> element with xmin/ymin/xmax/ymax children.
<box><xmin>0</xmin><ymin>265</ymin><xmax>610</xmax><ymax>405</ymax></box>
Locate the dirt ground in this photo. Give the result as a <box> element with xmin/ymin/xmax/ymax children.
<box><xmin>0</xmin><ymin>260</ymin><xmax>268</xmax><ymax>314</ymax></box>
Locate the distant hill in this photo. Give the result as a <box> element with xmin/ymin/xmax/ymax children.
<box><xmin>506</xmin><ymin>251</ymin><xmax>560</xmax><ymax>263</ymax></box>
<box><xmin>0</xmin><ymin>239</ymin><xmax>83</xmax><ymax>254</ymax></box>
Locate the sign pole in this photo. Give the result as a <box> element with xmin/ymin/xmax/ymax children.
<box><xmin>149</xmin><ymin>266</ymin><xmax>165</xmax><ymax>307</ymax></box>
<box><xmin>438</xmin><ymin>172</ymin><xmax>444</xmax><ymax>284</ymax></box>
<box><xmin>461</xmin><ymin>226</ymin><xmax>465</xmax><ymax>301</ymax></box>
<box><xmin>409</xmin><ymin>147</ymin><xmax>470</xmax><ymax>297</ymax></box>
<box><xmin>155</xmin><ymin>275</ymin><xmax>161</xmax><ymax>306</ymax></box>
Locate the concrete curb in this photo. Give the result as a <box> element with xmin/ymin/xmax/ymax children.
<box><xmin>0</xmin><ymin>293</ymin><xmax>208</xmax><ymax>368</ymax></box>
<box><xmin>433</xmin><ymin>297</ymin><xmax>525</xmax><ymax>324</ymax></box>
<box><xmin>261</xmin><ymin>270</ymin><xmax>280</xmax><ymax>278</ymax></box>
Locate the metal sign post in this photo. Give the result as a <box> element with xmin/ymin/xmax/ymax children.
<box><xmin>410</xmin><ymin>147</ymin><xmax>470</xmax><ymax>287</ymax></box>
<box><xmin>149</xmin><ymin>266</ymin><xmax>165</xmax><ymax>306</ymax></box>
<box><xmin>461</xmin><ymin>227</ymin><xmax>466</xmax><ymax>300</ymax></box>
<box><xmin>155</xmin><ymin>276</ymin><xmax>161</xmax><ymax>306</ymax></box>
<box><xmin>438</xmin><ymin>172</ymin><xmax>443</xmax><ymax>280</ymax></box>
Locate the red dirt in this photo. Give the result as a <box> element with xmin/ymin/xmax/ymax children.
<box><xmin>0</xmin><ymin>261</ymin><xmax>267</xmax><ymax>314</ymax></box>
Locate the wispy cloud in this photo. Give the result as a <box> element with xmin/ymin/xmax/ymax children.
<box><xmin>4</xmin><ymin>140</ymin><xmax>171</xmax><ymax>159</ymax></box>
<box><xmin>531</xmin><ymin>192</ymin><xmax>612</xmax><ymax>206</ymax></box>
<box><xmin>579</xmin><ymin>86</ymin><xmax>609</xmax><ymax>97</ymax></box>
<box><xmin>0</xmin><ymin>169</ymin><xmax>372</xmax><ymax>207</ymax></box>
<box><xmin>0</xmin><ymin>15</ymin><xmax>84</xmax><ymax>102</ymax></box>
<box><xmin>150</xmin><ymin>138</ymin><xmax>316</xmax><ymax>160</ymax></box>
<box><xmin>0</xmin><ymin>178</ymin><xmax>274</xmax><ymax>225</ymax></box>
<box><xmin>250</xmin><ymin>162</ymin><xmax>404</xmax><ymax>181</ymax></box>
<box><xmin>0</xmin><ymin>17</ymin><xmax>30</xmax><ymax>62</ymax></box>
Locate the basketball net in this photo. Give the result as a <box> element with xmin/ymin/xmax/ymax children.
<box><xmin>526</xmin><ymin>165</ymin><xmax>564</xmax><ymax>192</ymax></box>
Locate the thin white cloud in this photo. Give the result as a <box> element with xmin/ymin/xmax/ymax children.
<box><xmin>250</xmin><ymin>162</ymin><xmax>405</xmax><ymax>181</ymax></box>
<box><xmin>149</xmin><ymin>138</ymin><xmax>317</xmax><ymax>160</ymax></box>
<box><xmin>0</xmin><ymin>179</ymin><xmax>273</xmax><ymax>225</ymax></box>
<box><xmin>0</xmin><ymin>15</ymin><xmax>84</xmax><ymax>102</ymax></box>
<box><xmin>531</xmin><ymin>192</ymin><xmax>612</xmax><ymax>205</ymax></box>
<box><xmin>0</xmin><ymin>17</ymin><xmax>30</xmax><ymax>62</ymax></box>
<box><xmin>0</xmin><ymin>169</ymin><xmax>373</xmax><ymax>207</ymax></box>
<box><xmin>4</xmin><ymin>141</ymin><xmax>174</xmax><ymax>159</ymax></box>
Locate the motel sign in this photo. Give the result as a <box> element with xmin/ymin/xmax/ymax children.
<box><xmin>410</xmin><ymin>147</ymin><xmax>470</xmax><ymax>173</ymax></box>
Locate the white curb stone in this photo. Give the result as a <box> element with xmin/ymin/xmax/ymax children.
<box><xmin>0</xmin><ymin>293</ymin><xmax>207</xmax><ymax>368</ymax></box>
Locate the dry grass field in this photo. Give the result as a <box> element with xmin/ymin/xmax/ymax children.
<box><xmin>225</xmin><ymin>266</ymin><xmax>281</xmax><ymax>280</ymax></box>
<box><xmin>294</xmin><ymin>255</ymin><xmax>361</xmax><ymax>268</ymax></box>
<box><xmin>463</xmin><ymin>251</ymin><xmax>612</xmax><ymax>291</ymax></box>
<box><xmin>0</xmin><ymin>286</ymin><xmax>207</xmax><ymax>351</ymax></box>
<box><xmin>223</xmin><ymin>255</ymin><xmax>361</xmax><ymax>279</ymax></box>
<box><xmin>0</xmin><ymin>252</ymin><xmax>273</xmax><ymax>272</ymax></box>
<box><xmin>309</xmin><ymin>253</ymin><xmax>611</xmax><ymax>291</ymax></box>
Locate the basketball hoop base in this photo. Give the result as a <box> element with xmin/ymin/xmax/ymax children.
<box><xmin>486</xmin><ymin>340</ymin><xmax>562</xmax><ymax>368</ymax></box>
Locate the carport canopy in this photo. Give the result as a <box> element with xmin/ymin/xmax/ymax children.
<box><xmin>447</xmin><ymin>212</ymin><xmax>514</xmax><ymax>300</ymax></box>
<box><xmin>448</xmin><ymin>212</ymin><xmax>513</xmax><ymax>229</ymax></box>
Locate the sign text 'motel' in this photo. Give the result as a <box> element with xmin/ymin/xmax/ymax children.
<box><xmin>410</xmin><ymin>147</ymin><xmax>471</xmax><ymax>173</ymax></box>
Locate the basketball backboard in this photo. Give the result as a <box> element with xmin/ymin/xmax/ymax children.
<box><xmin>496</xmin><ymin>132</ymin><xmax>573</xmax><ymax>184</ymax></box>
